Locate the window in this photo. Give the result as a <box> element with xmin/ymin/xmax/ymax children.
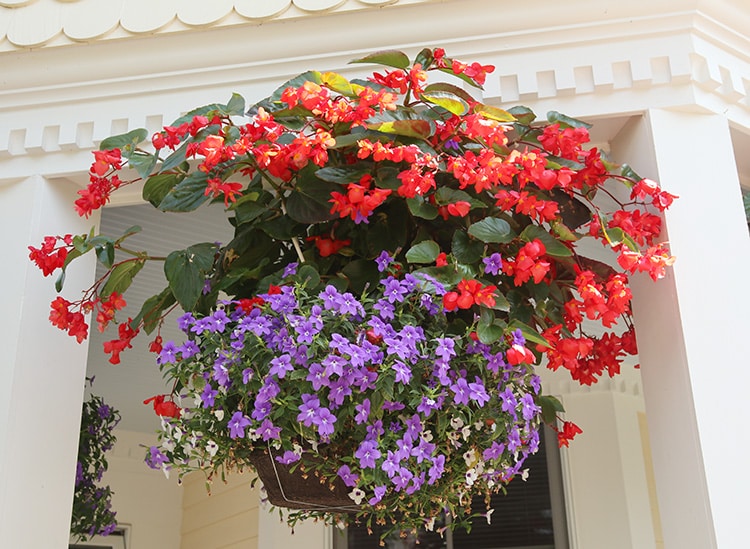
<box><xmin>334</xmin><ymin>427</ymin><xmax>568</xmax><ymax>549</ymax></box>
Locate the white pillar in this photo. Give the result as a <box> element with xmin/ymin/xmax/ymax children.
<box><xmin>0</xmin><ymin>175</ymin><xmax>99</xmax><ymax>547</ymax></box>
<box><xmin>612</xmin><ymin>110</ymin><xmax>750</xmax><ymax>549</ymax></box>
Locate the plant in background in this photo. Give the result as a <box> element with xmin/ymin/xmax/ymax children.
<box><xmin>30</xmin><ymin>47</ymin><xmax>675</xmax><ymax>535</ymax></box>
<box><xmin>71</xmin><ymin>378</ymin><xmax>120</xmax><ymax>542</ymax></box>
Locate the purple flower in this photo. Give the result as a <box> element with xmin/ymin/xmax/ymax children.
<box><xmin>375</xmin><ymin>251</ymin><xmax>393</xmax><ymax>272</ymax></box>
<box><xmin>520</xmin><ymin>393</ymin><xmax>541</xmax><ymax>420</ymax></box>
<box><xmin>157</xmin><ymin>341</ymin><xmax>178</xmax><ymax>365</ymax></box>
<box><xmin>483</xmin><ymin>253</ymin><xmax>503</xmax><ymax>275</ymax></box>
<box><xmin>368</xmin><ymin>485</ymin><xmax>387</xmax><ymax>505</ymax></box>
<box><xmin>297</xmin><ymin>394</ymin><xmax>321</xmax><ymax>427</ymax></box>
<box><xmin>381</xmin><ymin>451</ymin><xmax>400</xmax><ymax>478</ymax></box>
<box><xmin>269</xmin><ymin>354</ymin><xmax>294</xmax><ymax>378</ymax></box>
<box><xmin>258</xmin><ymin>418</ymin><xmax>282</xmax><ymax>441</ymax></box>
<box><xmin>283</xmin><ymin>262</ymin><xmax>298</xmax><ymax>278</ymax></box>
<box><xmin>383</xmin><ymin>401</ymin><xmax>405</xmax><ymax>412</ymax></box>
<box><xmin>201</xmin><ymin>384</ymin><xmax>218</xmax><ymax>408</ymax></box>
<box><xmin>227</xmin><ymin>411</ymin><xmax>251</xmax><ymax>439</ymax></box>
<box><xmin>337</xmin><ymin>465</ymin><xmax>359</xmax><ymax>487</ymax></box>
<box><xmin>146</xmin><ymin>446</ymin><xmax>170</xmax><ymax>470</ymax></box>
<box><xmin>275</xmin><ymin>450</ymin><xmax>301</xmax><ymax>464</ymax></box>
<box><xmin>391</xmin><ymin>467</ymin><xmax>414</xmax><ymax>491</ymax></box>
<box><xmin>381</xmin><ymin>277</ymin><xmax>408</xmax><ymax>303</ymax></box>
<box><xmin>177</xmin><ymin>312</ymin><xmax>195</xmax><ymax>332</ymax></box>
<box><xmin>411</xmin><ymin>438</ymin><xmax>436</xmax><ymax>463</ymax></box>
<box><xmin>450</xmin><ymin>377</ymin><xmax>470</xmax><ymax>406</ymax></box>
<box><xmin>355</xmin><ymin>399</ymin><xmax>371</xmax><ymax>424</ymax></box>
<box><xmin>483</xmin><ymin>441</ymin><xmax>505</xmax><ymax>461</ymax></box>
<box><xmin>392</xmin><ymin>361</ymin><xmax>412</xmax><ymax>384</ymax></box>
<box><xmin>435</xmin><ymin>337</ymin><xmax>456</xmax><ymax>360</ymax></box>
<box><xmin>179</xmin><ymin>340</ymin><xmax>200</xmax><ymax>359</ymax></box>
<box><xmin>511</xmin><ymin>328</ymin><xmax>526</xmax><ymax>346</ymax></box>
<box><xmin>242</xmin><ymin>368</ymin><xmax>253</xmax><ymax>384</ymax></box>
<box><xmin>315</xmin><ymin>407</ymin><xmax>337</xmax><ymax>438</ymax></box>
<box><xmin>319</xmin><ymin>285</ymin><xmax>341</xmax><ymax>310</ymax></box>
<box><xmin>468</xmin><ymin>377</ymin><xmax>490</xmax><ymax>406</ymax></box>
<box><xmin>427</xmin><ymin>454</ymin><xmax>445</xmax><ymax>484</ymax></box>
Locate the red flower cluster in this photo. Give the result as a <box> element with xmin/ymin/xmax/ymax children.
<box><xmin>74</xmin><ymin>148</ymin><xmax>127</xmax><ymax>218</ymax></box>
<box><xmin>49</xmin><ymin>296</ymin><xmax>89</xmax><ymax>343</ymax></box>
<box><xmin>205</xmin><ymin>178</ymin><xmax>243</xmax><ymax>206</ymax></box>
<box><xmin>565</xmin><ymin>270</ymin><xmax>632</xmax><ymax>329</ymax></box>
<box><xmin>306</xmin><ymin>235</ymin><xmax>351</xmax><ymax>258</ymax></box>
<box><xmin>502</xmin><ymin>239</ymin><xmax>550</xmax><ymax>286</ymax></box>
<box><xmin>437</xmin><ymin>200</ymin><xmax>471</xmax><ymax>220</ymax></box>
<box><xmin>495</xmin><ymin>190</ymin><xmax>559</xmax><ymax>223</ymax></box>
<box><xmin>442</xmin><ymin>279</ymin><xmax>497</xmax><ymax>311</ymax></box>
<box><xmin>329</xmin><ymin>174</ymin><xmax>392</xmax><ymax>223</ymax></box>
<box><xmin>617</xmin><ymin>244</ymin><xmax>676</xmax><ymax>281</ymax></box>
<box><xmin>538</xmin><ymin>123</ymin><xmax>591</xmax><ymax>161</ymax></box>
<box><xmin>143</xmin><ymin>395</ymin><xmax>181</xmax><ymax>418</ymax></box>
<box><xmin>28</xmin><ymin>234</ymin><xmax>73</xmax><ymax>276</ymax></box>
<box><xmin>102</xmin><ymin>320</ymin><xmax>139</xmax><ymax>365</ymax></box>
<box><xmin>556</xmin><ymin>421</ymin><xmax>583</xmax><ymax>447</ymax></box>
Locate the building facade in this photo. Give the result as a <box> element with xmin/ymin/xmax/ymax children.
<box><xmin>2</xmin><ymin>1</ymin><xmax>749</xmax><ymax>547</ymax></box>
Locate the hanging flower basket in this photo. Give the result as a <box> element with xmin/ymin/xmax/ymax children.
<box><xmin>30</xmin><ymin>47</ymin><xmax>676</xmax><ymax>537</ymax></box>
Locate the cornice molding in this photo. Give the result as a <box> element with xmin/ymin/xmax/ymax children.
<box><xmin>1</xmin><ymin>0</ymin><xmax>747</xmax><ymax>183</ymax></box>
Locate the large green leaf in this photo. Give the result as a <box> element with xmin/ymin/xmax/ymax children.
<box><xmin>286</xmin><ymin>168</ymin><xmax>338</xmax><ymax>224</ymax></box>
<box><xmin>477</xmin><ymin>320</ymin><xmax>504</xmax><ymax>344</ymax></box>
<box><xmin>421</xmin><ymin>91</ymin><xmax>469</xmax><ymax>116</ymax></box>
<box><xmin>315</xmin><ymin>165</ymin><xmax>370</xmax><ymax>184</ymax></box>
<box><xmin>350</xmin><ymin>50</ymin><xmax>410</xmax><ymax>70</ymax></box>
<box><xmin>405</xmin><ymin>240</ymin><xmax>440</xmax><ymax>264</ymax></box>
<box><xmin>164</xmin><ymin>243</ymin><xmax>217</xmax><ymax>310</ymax></box>
<box><xmin>130</xmin><ymin>287</ymin><xmax>177</xmax><ymax>334</ymax></box>
<box><xmin>321</xmin><ymin>72</ymin><xmax>356</xmax><ymax>97</ymax></box>
<box><xmin>473</xmin><ymin>104</ymin><xmax>516</xmax><ymax>123</ymax></box>
<box><xmin>366</xmin><ymin>119</ymin><xmax>432</xmax><ymax>139</ymax></box>
<box><xmin>422</xmin><ymin>83</ymin><xmax>476</xmax><ymax>105</ymax></box>
<box><xmin>507</xmin><ymin>106</ymin><xmax>537</xmax><ymax>126</ymax></box>
<box><xmin>520</xmin><ymin>225</ymin><xmax>573</xmax><ymax>257</ymax></box>
<box><xmin>604</xmin><ymin>227</ymin><xmax>639</xmax><ymax>252</ymax></box>
<box><xmin>451</xmin><ymin>229</ymin><xmax>483</xmax><ymax>264</ymax></box>
<box><xmin>128</xmin><ymin>151</ymin><xmax>158</xmax><ymax>178</ymax></box>
<box><xmin>159</xmin><ymin>141</ymin><xmax>189</xmax><ymax>173</ymax></box>
<box><xmin>226</xmin><ymin>93</ymin><xmax>246</xmax><ymax>116</ymax></box>
<box><xmin>101</xmin><ymin>259</ymin><xmax>145</xmax><ymax>299</ymax></box>
<box><xmin>99</xmin><ymin>128</ymin><xmax>147</xmax><ymax>152</ymax></box>
<box><xmin>547</xmin><ymin>111</ymin><xmax>592</xmax><ymax>129</ymax></box>
<box><xmin>406</xmin><ymin>196</ymin><xmax>438</xmax><ymax>220</ymax></box>
<box><xmin>158</xmin><ymin>171</ymin><xmax>211</xmax><ymax>212</ymax></box>
<box><xmin>537</xmin><ymin>394</ymin><xmax>565</xmax><ymax>424</ymax></box>
<box><xmin>468</xmin><ymin>217</ymin><xmax>514</xmax><ymax>243</ymax></box>
<box><xmin>143</xmin><ymin>173</ymin><xmax>182</xmax><ymax>208</ymax></box>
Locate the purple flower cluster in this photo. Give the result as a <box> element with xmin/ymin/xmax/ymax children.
<box><xmin>150</xmin><ymin>267</ymin><xmax>543</xmax><ymax>533</ymax></box>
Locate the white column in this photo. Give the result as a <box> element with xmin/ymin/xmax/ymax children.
<box><xmin>612</xmin><ymin>111</ymin><xmax>750</xmax><ymax>549</ymax></box>
<box><xmin>0</xmin><ymin>175</ymin><xmax>99</xmax><ymax>548</ymax></box>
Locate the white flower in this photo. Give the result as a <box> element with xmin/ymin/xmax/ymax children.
<box><xmin>421</xmin><ymin>429</ymin><xmax>434</xmax><ymax>442</ymax></box>
<box><xmin>424</xmin><ymin>517</ymin><xmax>436</xmax><ymax>531</ymax></box>
<box><xmin>461</xmin><ymin>426</ymin><xmax>471</xmax><ymax>441</ymax></box>
<box><xmin>485</xmin><ymin>509</ymin><xmax>494</xmax><ymax>524</ymax></box>
<box><xmin>463</xmin><ymin>449</ymin><xmax>478</xmax><ymax>467</ymax></box>
<box><xmin>465</xmin><ymin>468</ymin><xmax>478</xmax><ymax>486</ymax></box>
<box><xmin>162</xmin><ymin>439</ymin><xmax>176</xmax><ymax>452</ymax></box>
<box><xmin>450</xmin><ymin>417</ymin><xmax>464</xmax><ymax>429</ymax></box>
<box><xmin>213</xmin><ymin>409</ymin><xmax>225</xmax><ymax>421</ymax></box>
<box><xmin>520</xmin><ymin>468</ymin><xmax>529</xmax><ymax>481</ymax></box>
<box><xmin>348</xmin><ymin>488</ymin><xmax>365</xmax><ymax>504</ymax></box>
<box><xmin>206</xmin><ymin>440</ymin><xmax>219</xmax><ymax>457</ymax></box>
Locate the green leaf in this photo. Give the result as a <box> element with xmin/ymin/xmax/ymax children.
<box><xmin>537</xmin><ymin>394</ymin><xmax>565</xmax><ymax>424</ymax></box>
<box><xmin>520</xmin><ymin>225</ymin><xmax>573</xmax><ymax>257</ymax></box>
<box><xmin>349</xmin><ymin>50</ymin><xmax>410</xmax><ymax>70</ymax></box>
<box><xmin>159</xmin><ymin>141</ymin><xmax>189</xmax><ymax>173</ymax></box>
<box><xmin>547</xmin><ymin>111</ymin><xmax>592</xmax><ymax>129</ymax></box>
<box><xmin>226</xmin><ymin>93</ymin><xmax>246</xmax><ymax>116</ymax></box>
<box><xmin>507</xmin><ymin>106</ymin><xmax>537</xmax><ymax>126</ymax></box>
<box><xmin>128</xmin><ymin>151</ymin><xmax>158</xmax><ymax>178</ymax></box>
<box><xmin>477</xmin><ymin>321</ymin><xmax>504</xmax><ymax>344</ymax></box>
<box><xmin>620</xmin><ymin>163</ymin><xmax>642</xmax><ymax>182</ymax></box>
<box><xmin>158</xmin><ymin>171</ymin><xmax>211</xmax><ymax>212</ymax></box>
<box><xmin>143</xmin><ymin>173</ymin><xmax>182</xmax><ymax>208</ymax></box>
<box><xmin>468</xmin><ymin>217</ymin><xmax>514</xmax><ymax>243</ymax></box>
<box><xmin>99</xmin><ymin>128</ymin><xmax>147</xmax><ymax>152</ymax></box>
<box><xmin>551</xmin><ymin>189</ymin><xmax>591</xmax><ymax>229</ymax></box>
<box><xmin>405</xmin><ymin>240</ymin><xmax>440</xmax><ymax>264</ymax></box>
<box><xmin>473</xmin><ymin>104</ymin><xmax>516</xmax><ymax>123</ymax></box>
<box><xmin>421</xmin><ymin>91</ymin><xmax>470</xmax><ymax>116</ymax></box>
<box><xmin>95</xmin><ymin>242</ymin><xmax>115</xmax><ymax>268</ymax></box>
<box><xmin>366</xmin><ymin>119</ymin><xmax>432</xmax><ymax>139</ymax></box>
<box><xmin>131</xmin><ymin>287</ymin><xmax>177</xmax><ymax>334</ymax></box>
<box><xmin>295</xmin><ymin>264</ymin><xmax>321</xmax><ymax>288</ymax></box>
<box><xmin>406</xmin><ymin>196</ymin><xmax>438</xmax><ymax>220</ymax></box>
<box><xmin>101</xmin><ymin>260</ymin><xmax>145</xmax><ymax>299</ymax></box>
<box><xmin>260</xmin><ymin>216</ymin><xmax>302</xmax><ymax>241</ymax></box>
<box><xmin>286</xmin><ymin>191</ymin><xmax>335</xmax><ymax>224</ymax></box>
<box><xmin>164</xmin><ymin>243</ymin><xmax>217</xmax><ymax>310</ymax></box>
<box><xmin>315</xmin><ymin>165</ymin><xmax>370</xmax><ymax>184</ymax></box>
<box><xmin>321</xmin><ymin>72</ymin><xmax>356</xmax><ymax>97</ymax></box>
<box><xmin>451</xmin><ymin>230</ymin><xmax>483</xmax><ymax>264</ymax></box>
<box><xmin>604</xmin><ymin>227</ymin><xmax>639</xmax><ymax>252</ymax></box>
<box><xmin>489</xmin><ymin>291</ymin><xmax>511</xmax><ymax>312</ymax></box>
<box><xmin>258</xmin><ymin>71</ymin><xmax>324</xmax><ymax>107</ymax></box>
<box><xmin>507</xmin><ymin>319</ymin><xmax>549</xmax><ymax>347</ymax></box>
<box><xmin>422</xmin><ymin>83</ymin><xmax>476</xmax><ymax>105</ymax></box>
<box><xmin>341</xmin><ymin>259</ymin><xmax>380</xmax><ymax>294</ymax></box>
<box><xmin>437</xmin><ymin>67</ymin><xmax>483</xmax><ymax>89</ymax></box>
<box><xmin>414</xmin><ymin>48</ymin><xmax>434</xmax><ymax>69</ymax></box>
